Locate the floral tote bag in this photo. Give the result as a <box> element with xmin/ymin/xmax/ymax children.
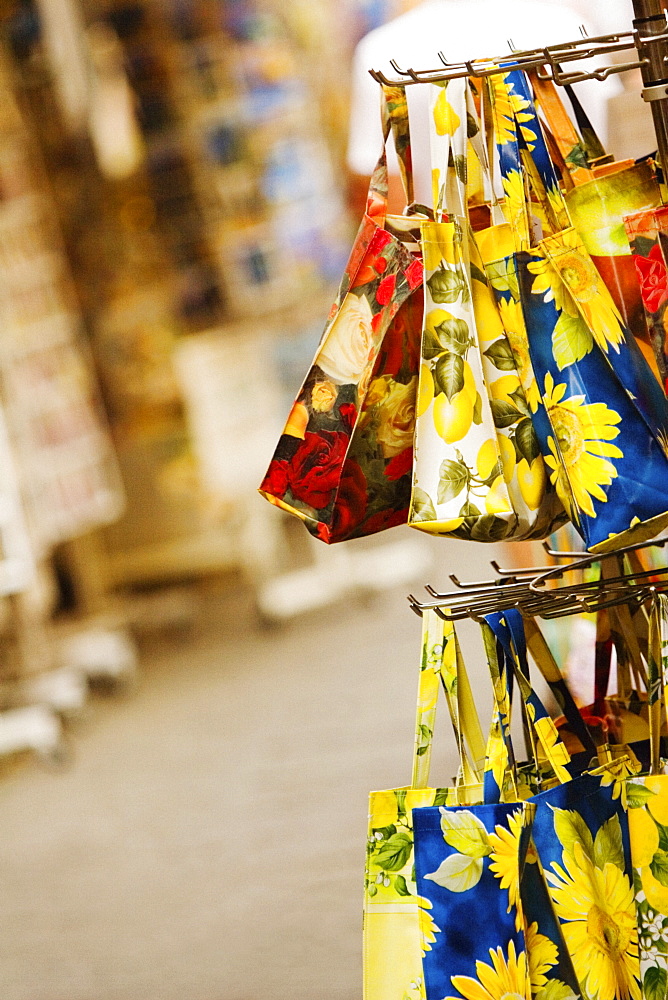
<box><xmin>624</xmin><ymin>206</ymin><xmax>668</xmax><ymax>390</ymax></box>
<box><xmin>364</xmin><ymin>609</ymin><xmax>486</xmax><ymax>1000</ymax></box>
<box><xmin>484</xmin><ymin>68</ymin><xmax>668</xmax><ymax>553</ymax></box>
<box><xmin>408</xmin><ymin>77</ymin><xmax>565</xmax><ymax>542</ymax></box>
<box><xmin>259</xmin><ymin>85</ymin><xmax>423</xmax><ymax>543</ymax></box>
<box><xmin>486</xmin><ymin>610</ymin><xmax>643</xmax><ymax>1000</ymax></box>
<box><xmin>529</xmin><ymin>70</ymin><xmax>663</xmax><ymax>366</ymax></box>
<box><xmin>626</xmin><ymin>593</ymin><xmax>668</xmax><ymax>1000</ymax></box>
<box><xmin>411</xmin><ymin>608</ymin><xmax>582</xmax><ymax>1000</ymax></box>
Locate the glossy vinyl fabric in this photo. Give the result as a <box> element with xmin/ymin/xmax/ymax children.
<box><xmin>486</xmin><ymin>69</ymin><xmax>668</xmax><ymax>552</ymax></box>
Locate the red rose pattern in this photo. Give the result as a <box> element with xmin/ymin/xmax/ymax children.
<box><xmin>634</xmin><ymin>244</ymin><xmax>668</xmax><ymax>315</ymax></box>
<box><xmin>330</xmin><ymin>461</ymin><xmax>368</xmax><ymax>540</ymax></box>
<box><xmin>286</xmin><ymin>430</ymin><xmax>349</xmax><ymax>509</ymax></box>
<box><xmin>261</xmin><ymin>214</ymin><xmax>421</xmax><ymax>542</ymax></box>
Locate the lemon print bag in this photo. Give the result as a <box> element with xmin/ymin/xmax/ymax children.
<box><xmin>485</xmin><ymin>68</ymin><xmax>668</xmax><ymax>553</ymax></box>
<box><xmin>408</xmin><ymin>77</ymin><xmax>565</xmax><ymax>542</ymax></box>
<box><xmin>364</xmin><ymin>608</ymin><xmax>487</xmax><ymax>1000</ymax></box>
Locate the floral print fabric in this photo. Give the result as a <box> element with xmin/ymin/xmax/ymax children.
<box><xmin>486</xmin><ymin>69</ymin><xmax>668</xmax><ymax>553</ymax></box>
<box><xmin>408</xmin><ymin>78</ymin><xmax>565</xmax><ymax>542</ymax></box>
<box><xmin>259</xmin><ymin>85</ymin><xmax>423</xmax><ymax>543</ymax></box>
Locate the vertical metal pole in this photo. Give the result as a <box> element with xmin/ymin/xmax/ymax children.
<box><xmin>632</xmin><ymin>0</ymin><xmax>668</xmax><ymax>170</ymax></box>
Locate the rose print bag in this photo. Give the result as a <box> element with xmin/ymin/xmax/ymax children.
<box><xmin>364</xmin><ymin>609</ymin><xmax>487</xmax><ymax>1000</ymax></box>
<box><xmin>408</xmin><ymin>77</ymin><xmax>565</xmax><ymax>542</ymax></box>
<box><xmin>624</xmin><ymin>206</ymin><xmax>668</xmax><ymax>389</ymax></box>
<box><xmin>485</xmin><ymin>68</ymin><xmax>668</xmax><ymax>552</ymax></box>
<box><xmin>259</xmin><ymin>85</ymin><xmax>423</xmax><ymax>543</ymax></box>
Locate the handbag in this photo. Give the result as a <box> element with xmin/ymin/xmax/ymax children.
<box><xmin>624</xmin><ymin>205</ymin><xmax>668</xmax><ymax>388</ymax></box>
<box><xmin>484</xmin><ymin>67</ymin><xmax>668</xmax><ymax>553</ymax></box>
<box><xmin>259</xmin><ymin>84</ymin><xmax>423</xmax><ymax>542</ymax></box>
<box><xmin>411</xmin><ymin>608</ymin><xmax>583</xmax><ymax>1000</ymax></box>
<box><xmin>364</xmin><ymin>608</ymin><xmax>486</xmax><ymax>1000</ymax></box>
<box><xmin>484</xmin><ymin>609</ymin><xmax>643</xmax><ymax>1000</ymax></box>
<box><xmin>529</xmin><ymin>70</ymin><xmax>663</xmax><ymax>374</ymax></box>
<box><xmin>626</xmin><ymin>593</ymin><xmax>668</xmax><ymax>1000</ymax></box>
<box><xmin>408</xmin><ymin>77</ymin><xmax>566</xmax><ymax>541</ymax></box>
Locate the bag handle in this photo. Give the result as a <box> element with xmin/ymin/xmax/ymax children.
<box><xmin>523</xmin><ymin>616</ymin><xmax>598</xmax><ymax>756</ymax></box>
<box><xmin>527</xmin><ymin>72</ymin><xmax>596</xmax><ymax>186</ymax></box>
<box><xmin>489</xmin><ymin>67</ymin><xmax>571</xmax><ymax>253</ymax></box>
<box><xmin>429</xmin><ymin>77</ymin><xmax>505</xmax><ymax>227</ymax></box>
<box><xmin>648</xmin><ymin>591</ymin><xmax>668</xmax><ymax>774</ymax></box>
<box><xmin>381</xmin><ymin>84</ymin><xmax>415</xmax><ymax>209</ymax></box>
<box><xmin>366</xmin><ymin>83</ymin><xmax>415</xmax><ymax>227</ymax></box>
<box><xmin>483</xmin><ymin>609</ymin><xmax>572</xmax><ymax>802</ymax></box>
<box><xmin>412</xmin><ymin>609</ymin><xmax>486</xmax><ymax>793</ymax></box>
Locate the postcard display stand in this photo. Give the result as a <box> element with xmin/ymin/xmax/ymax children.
<box><xmin>0</xmin><ymin>51</ymin><xmax>137</xmax><ymax>760</ymax></box>
<box><xmin>164</xmin><ymin>2</ymin><xmax>431</xmax><ymax>616</ymax></box>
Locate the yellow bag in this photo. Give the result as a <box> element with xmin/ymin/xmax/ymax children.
<box><xmin>364</xmin><ymin>609</ymin><xmax>486</xmax><ymax>1000</ymax></box>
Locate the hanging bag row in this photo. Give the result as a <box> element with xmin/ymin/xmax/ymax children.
<box><xmin>480</xmin><ymin>68</ymin><xmax>668</xmax><ymax>551</ymax></box>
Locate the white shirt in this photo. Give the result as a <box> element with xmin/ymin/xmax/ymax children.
<box><xmin>347</xmin><ymin>0</ymin><xmax>630</xmax><ymax>203</ymax></box>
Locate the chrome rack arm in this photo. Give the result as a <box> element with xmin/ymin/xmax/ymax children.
<box><xmin>369</xmin><ymin>29</ymin><xmax>637</xmax><ymax>87</ymax></box>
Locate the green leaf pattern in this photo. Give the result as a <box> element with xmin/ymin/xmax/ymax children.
<box><xmin>409</xmin><ymin>77</ymin><xmax>563</xmax><ymax>538</ymax></box>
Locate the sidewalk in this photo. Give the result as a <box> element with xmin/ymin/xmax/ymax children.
<box><xmin>0</xmin><ymin>536</ymin><xmax>498</xmax><ymax>1000</ymax></box>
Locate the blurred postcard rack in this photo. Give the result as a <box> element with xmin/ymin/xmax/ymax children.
<box><xmin>0</xmin><ymin>44</ymin><xmax>138</xmax><ymax>764</ymax></box>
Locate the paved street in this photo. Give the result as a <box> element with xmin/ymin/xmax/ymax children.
<box><xmin>0</xmin><ymin>534</ymin><xmax>502</xmax><ymax>1000</ymax></box>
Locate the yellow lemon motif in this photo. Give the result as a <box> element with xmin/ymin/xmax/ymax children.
<box><xmin>433</xmin><ymin>88</ymin><xmax>461</xmax><ymax>136</ymax></box>
<box><xmin>425</xmin><ymin>308</ymin><xmax>454</xmax><ymax>341</ymax></box>
<box><xmin>462</xmin><ymin>360</ymin><xmax>477</xmax><ymax>401</ymax></box>
<box><xmin>485</xmin><ymin>475</ymin><xmax>512</xmax><ymax>515</ymax></box>
<box><xmin>434</xmin><ymin>516</ymin><xmax>466</xmax><ymax>532</ymax></box>
<box><xmin>417</xmin><ymin>364</ymin><xmax>435</xmax><ymax>417</ymax></box>
<box><xmin>433</xmin><ymin>389</ymin><xmax>474</xmax><ymax>444</ymax></box>
<box><xmin>517</xmin><ymin>456</ymin><xmax>546</xmax><ymax>510</ymax></box>
<box><xmin>628</xmin><ymin>807</ymin><xmax>660</xmax><ymax>869</ymax></box>
<box><xmin>472</xmin><ymin>282</ymin><xmax>505</xmax><ymax>344</ymax></box>
<box><xmin>642</xmin><ymin>864</ymin><xmax>668</xmax><ymax>916</ymax></box>
<box><xmin>489</xmin><ymin>373</ymin><xmax>522</xmax><ymax>404</ymax></box>
<box><xmin>645</xmin><ymin>775</ymin><xmax>668</xmax><ymax>825</ymax></box>
<box><xmin>498</xmin><ymin>435</ymin><xmax>516</xmax><ymax>484</ymax></box>
<box><xmin>422</xmin><ymin>225</ymin><xmax>458</xmax><ymax>271</ymax></box>
<box><xmin>476</xmin><ymin>438</ymin><xmax>499</xmax><ymax>481</ymax></box>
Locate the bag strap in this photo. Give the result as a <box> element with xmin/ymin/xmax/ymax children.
<box><xmin>412</xmin><ymin>609</ymin><xmax>485</xmax><ymax>791</ymax></box>
<box><xmin>564</xmin><ymin>83</ymin><xmax>611</xmax><ymax>167</ymax></box>
<box><xmin>648</xmin><ymin>592</ymin><xmax>668</xmax><ymax>774</ymax></box>
<box><xmin>366</xmin><ymin>83</ymin><xmax>414</xmax><ymax>226</ymax></box>
<box><xmin>483</xmin><ymin>610</ymin><xmax>572</xmax><ymax>801</ymax></box>
<box><xmin>381</xmin><ymin>84</ymin><xmax>415</xmax><ymax>208</ymax></box>
<box><xmin>490</xmin><ymin>67</ymin><xmax>571</xmax><ymax>253</ymax></box>
<box><xmin>523</xmin><ymin>616</ymin><xmax>598</xmax><ymax>756</ymax></box>
<box><xmin>527</xmin><ymin>71</ymin><xmax>595</xmax><ymax>186</ymax></box>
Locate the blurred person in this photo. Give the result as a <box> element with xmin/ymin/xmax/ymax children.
<box><xmin>347</xmin><ymin>0</ymin><xmax>628</xmax><ymax>213</ymax></box>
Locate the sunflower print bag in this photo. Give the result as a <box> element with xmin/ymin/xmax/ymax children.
<box><xmin>481</xmin><ymin>68</ymin><xmax>668</xmax><ymax>553</ymax></box>
<box><xmin>259</xmin><ymin>84</ymin><xmax>423</xmax><ymax>543</ymax></box>
<box><xmin>364</xmin><ymin>610</ymin><xmax>485</xmax><ymax>1000</ymax></box>
<box><xmin>626</xmin><ymin>593</ymin><xmax>668</xmax><ymax>1000</ymax></box>
<box><xmin>408</xmin><ymin>77</ymin><xmax>565</xmax><ymax>542</ymax></box>
<box><xmin>485</xmin><ymin>610</ymin><xmax>642</xmax><ymax>1000</ymax></box>
<box><xmin>411</xmin><ymin>610</ymin><xmax>582</xmax><ymax>1000</ymax></box>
